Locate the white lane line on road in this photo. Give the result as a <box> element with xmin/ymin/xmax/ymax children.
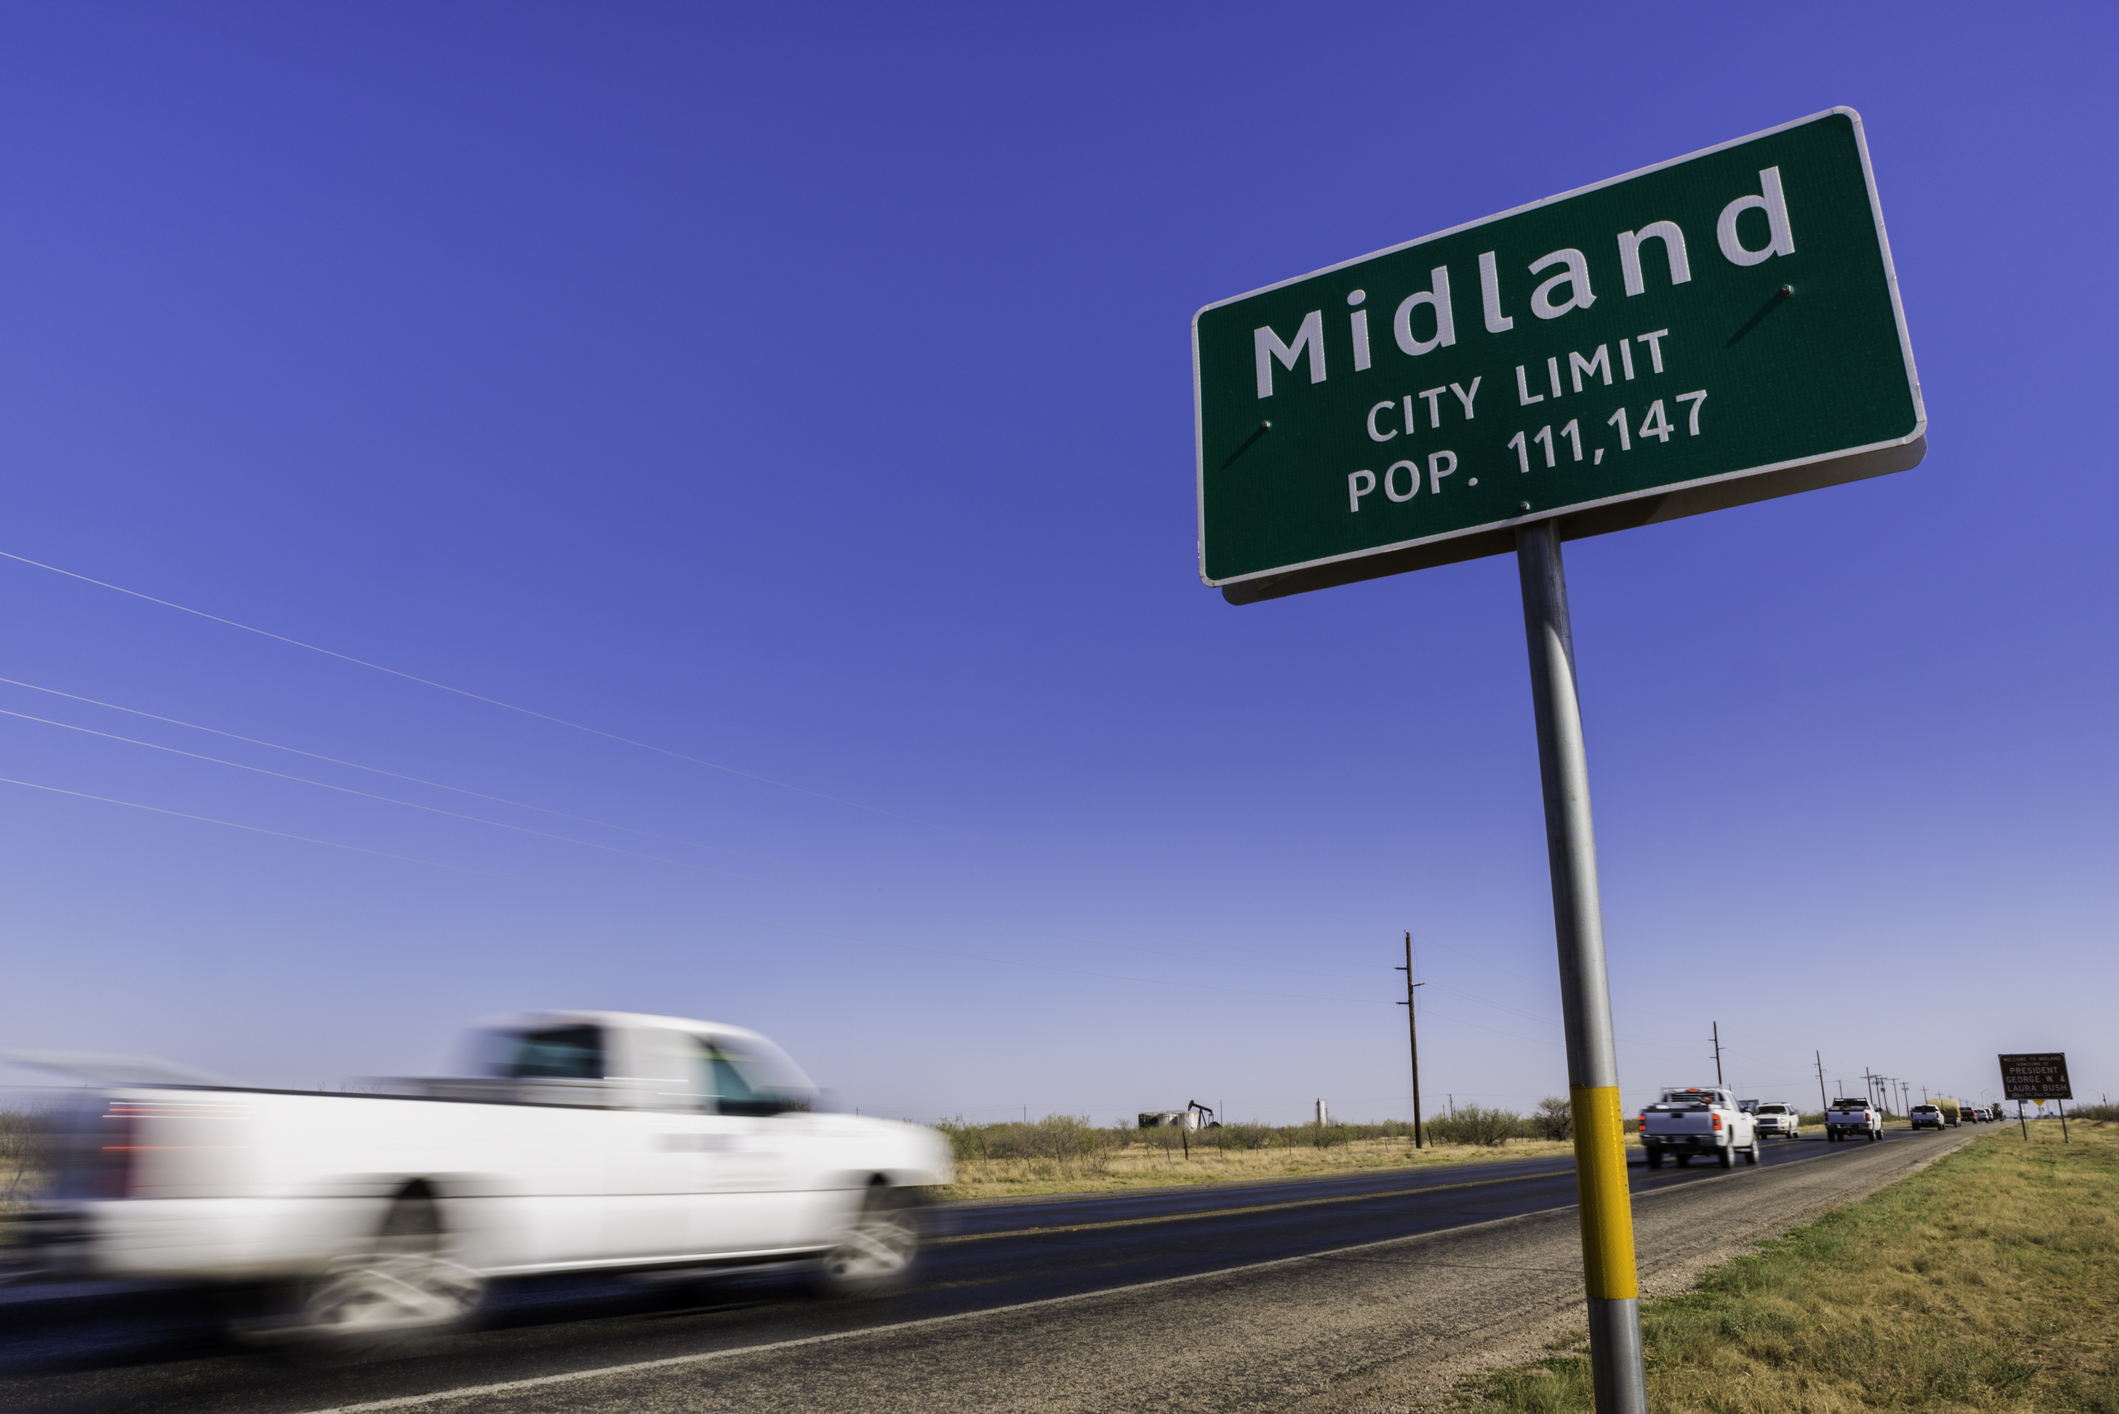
<box><xmin>295</xmin><ymin>1135</ymin><xmax>1952</xmax><ymax>1414</ymax></box>
<box><xmin>290</xmin><ymin>1202</ymin><xmax>1583</xmax><ymax>1414</ymax></box>
<box><xmin>938</xmin><ymin>1168</ymin><xmax>1562</xmax><ymax>1243</ymax></box>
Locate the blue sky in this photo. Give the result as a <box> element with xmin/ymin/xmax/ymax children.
<box><xmin>1</xmin><ymin>3</ymin><xmax>2113</xmax><ymax>1124</ymax></box>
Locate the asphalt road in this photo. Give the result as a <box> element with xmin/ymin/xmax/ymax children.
<box><xmin>0</xmin><ymin>1123</ymin><xmax>1990</xmax><ymax>1414</ymax></box>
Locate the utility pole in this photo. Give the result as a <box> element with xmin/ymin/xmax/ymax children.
<box><xmin>1394</xmin><ymin>931</ymin><xmax>1427</xmax><ymax>1149</ymax></box>
<box><xmin>1815</xmin><ymin>1051</ymin><xmax>1828</xmax><ymax>1115</ymax></box>
<box><xmin>1710</xmin><ymin>1021</ymin><xmax>1724</xmax><ymax>1086</ymax></box>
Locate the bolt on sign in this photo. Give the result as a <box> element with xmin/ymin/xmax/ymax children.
<box><xmin>1998</xmin><ymin>1053</ymin><xmax>2072</xmax><ymax>1102</ymax></box>
<box><xmin>1194</xmin><ymin>108</ymin><xmax>1925</xmax><ymax>604</ymax></box>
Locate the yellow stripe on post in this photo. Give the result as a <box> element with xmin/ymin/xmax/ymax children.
<box><xmin>1571</xmin><ymin>1084</ymin><xmax>1638</xmax><ymax>1299</ymax></box>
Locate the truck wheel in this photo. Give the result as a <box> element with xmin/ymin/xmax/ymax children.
<box><xmin>811</xmin><ymin>1184</ymin><xmax>922</xmax><ymax>1299</ymax></box>
<box><xmin>1674</xmin><ymin>1153</ymin><xmax>1690</xmax><ymax>1167</ymax></box>
<box><xmin>1645</xmin><ymin>1149</ymin><xmax>1662</xmax><ymax>1169</ymax></box>
<box><xmin>1717</xmin><ymin>1144</ymin><xmax>1734</xmax><ymax>1169</ymax></box>
<box><xmin>281</xmin><ymin>1191</ymin><xmax>485</xmax><ymax>1350</ymax></box>
<box><xmin>1744</xmin><ymin>1138</ymin><xmax>1760</xmax><ymax>1165</ymax></box>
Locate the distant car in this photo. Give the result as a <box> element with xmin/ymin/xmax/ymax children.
<box><xmin>1751</xmin><ymin>1102</ymin><xmax>1801</xmax><ymax>1140</ymax></box>
<box><xmin>1910</xmin><ymin>1104</ymin><xmax>1944</xmax><ymax>1131</ymax></box>
<box><xmin>1825</xmin><ymin>1098</ymin><xmax>1882</xmax><ymax>1142</ymax></box>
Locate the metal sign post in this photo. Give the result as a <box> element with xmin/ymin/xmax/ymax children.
<box><xmin>1191</xmin><ymin>108</ymin><xmax>1924</xmax><ymax>1414</ymax></box>
<box><xmin>1517</xmin><ymin>519</ymin><xmax>1642</xmax><ymax>1413</ymax></box>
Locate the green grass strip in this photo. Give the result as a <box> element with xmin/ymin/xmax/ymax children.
<box><xmin>1466</xmin><ymin>1119</ymin><xmax>2119</xmax><ymax>1413</ymax></box>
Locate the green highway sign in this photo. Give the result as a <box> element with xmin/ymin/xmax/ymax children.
<box><xmin>1194</xmin><ymin>109</ymin><xmax>1925</xmax><ymax>603</ymax></box>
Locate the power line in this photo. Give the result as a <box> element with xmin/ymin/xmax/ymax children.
<box><xmin>0</xmin><ymin>674</ymin><xmax>1373</xmax><ymax>977</ymax></box>
<box><xmin>0</xmin><ymin>774</ymin><xmax>1381</xmax><ymax>1006</ymax></box>
<box><xmin>0</xmin><ymin>557</ymin><xmax>1755</xmax><ymax>1049</ymax></box>
<box><xmin>0</xmin><ymin>704</ymin><xmax>1386</xmax><ymax>986</ymax></box>
<box><xmin>0</xmin><ymin>548</ymin><xmax>1155</xmax><ymax>878</ymax></box>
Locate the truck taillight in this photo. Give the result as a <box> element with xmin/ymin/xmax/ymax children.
<box><xmin>1712</xmin><ymin>1114</ymin><xmax>1723</xmax><ymax>1130</ymax></box>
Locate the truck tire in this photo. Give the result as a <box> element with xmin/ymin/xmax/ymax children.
<box><xmin>1675</xmin><ymin>1153</ymin><xmax>1690</xmax><ymax>1167</ymax></box>
<box><xmin>1744</xmin><ymin>1137</ymin><xmax>1760</xmax><ymax>1165</ymax></box>
<box><xmin>267</xmin><ymin>1189</ymin><xmax>486</xmax><ymax>1351</ymax></box>
<box><xmin>811</xmin><ymin>1184</ymin><xmax>922</xmax><ymax>1299</ymax></box>
<box><xmin>1717</xmin><ymin>1144</ymin><xmax>1734</xmax><ymax>1168</ymax></box>
<box><xmin>1645</xmin><ymin>1149</ymin><xmax>1662</xmax><ymax>1169</ymax></box>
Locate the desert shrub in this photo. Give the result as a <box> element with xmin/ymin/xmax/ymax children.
<box><xmin>0</xmin><ymin>1106</ymin><xmax>51</xmax><ymax>1209</ymax></box>
<box><xmin>1208</xmin><ymin>1121</ymin><xmax>1276</xmax><ymax>1151</ymax></box>
<box><xmin>1531</xmin><ymin>1095</ymin><xmax>1574</xmax><ymax>1141</ymax></box>
<box><xmin>933</xmin><ymin>1113</ymin><xmax>1122</xmax><ymax>1170</ymax></box>
<box><xmin>1428</xmin><ymin>1105</ymin><xmax>1524</xmax><ymax>1147</ymax></box>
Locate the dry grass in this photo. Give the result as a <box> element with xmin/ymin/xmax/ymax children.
<box><xmin>942</xmin><ymin>1133</ymin><xmax>1609</xmax><ymax>1200</ymax></box>
<box><xmin>1464</xmin><ymin>1119</ymin><xmax>2119</xmax><ymax>1413</ymax></box>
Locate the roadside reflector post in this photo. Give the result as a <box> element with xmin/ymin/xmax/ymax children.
<box><xmin>1515</xmin><ymin>518</ymin><xmax>1647</xmax><ymax>1414</ymax></box>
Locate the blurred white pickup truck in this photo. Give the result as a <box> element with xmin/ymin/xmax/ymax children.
<box><xmin>11</xmin><ymin>1011</ymin><xmax>951</xmax><ymax>1343</ymax></box>
<box><xmin>1636</xmin><ymin>1086</ymin><xmax>1759</xmax><ymax>1170</ymax></box>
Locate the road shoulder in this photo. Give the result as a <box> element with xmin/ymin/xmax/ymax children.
<box><xmin>1293</xmin><ymin>1126</ymin><xmax>1992</xmax><ymax>1413</ymax></box>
